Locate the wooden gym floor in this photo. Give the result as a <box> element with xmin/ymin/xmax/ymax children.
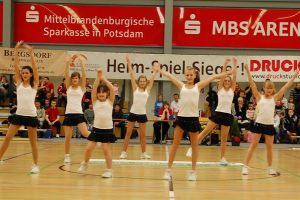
<box><xmin>0</xmin><ymin>138</ymin><xmax>299</xmax><ymax>200</ymax></box>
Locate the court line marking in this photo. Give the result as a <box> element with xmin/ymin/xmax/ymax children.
<box><xmin>165</xmin><ymin>145</ymin><xmax>175</xmax><ymax>200</ymax></box>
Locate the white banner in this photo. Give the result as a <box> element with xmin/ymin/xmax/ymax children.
<box><xmin>69</xmin><ymin>51</ymin><xmax>300</xmax><ymax>82</ymax></box>
<box><xmin>0</xmin><ymin>47</ymin><xmax>67</xmax><ymax>76</ymax></box>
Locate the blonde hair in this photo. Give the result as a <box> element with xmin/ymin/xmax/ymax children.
<box><xmin>263</xmin><ymin>79</ymin><xmax>276</xmax><ymax>95</ymax></box>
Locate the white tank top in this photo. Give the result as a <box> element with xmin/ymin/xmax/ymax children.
<box><xmin>130</xmin><ymin>89</ymin><xmax>149</xmax><ymax>115</ymax></box>
<box><xmin>178</xmin><ymin>83</ymin><xmax>199</xmax><ymax>117</ymax></box>
<box><xmin>255</xmin><ymin>95</ymin><xmax>275</xmax><ymax>125</ymax></box>
<box><xmin>93</xmin><ymin>100</ymin><xmax>113</xmax><ymax>129</ymax></box>
<box><xmin>16</xmin><ymin>83</ymin><xmax>37</xmax><ymax>117</ymax></box>
<box><xmin>65</xmin><ymin>87</ymin><xmax>84</xmax><ymax>114</ymax></box>
<box><xmin>215</xmin><ymin>88</ymin><xmax>234</xmax><ymax>114</ymax></box>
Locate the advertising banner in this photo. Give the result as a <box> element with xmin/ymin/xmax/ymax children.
<box><xmin>173</xmin><ymin>7</ymin><xmax>300</xmax><ymax>49</ymax></box>
<box><xmin>14</xmin><ymin>3</ymin><xmax>165</xmax><ymax>46</ymax></box>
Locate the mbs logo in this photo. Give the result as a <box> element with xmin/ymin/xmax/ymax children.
<box><xmin>26</xmin><ymin>5</ymin><xmax>39</xmax><ymax>23</ymax></box>
<box><xmin>184</xmin><ymin>14</ymin><xmax>201</xmax><ymax>35</ymax></box>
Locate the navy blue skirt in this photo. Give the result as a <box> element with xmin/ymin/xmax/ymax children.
<box><xmin>9</xmin><ymin>114</ymin><xmax>39</xmax><ymax>128</ymax></box>
<box><xmin>209</xmin><ymin>111</ymin><xmax>234</xmax><ymax>126</ymax></box>
<box><xmin>87</xmin><ymin>127</ymin><xmax>117</xmax><ymax>143</ymax></box>
<box><xmin>127</xmin><ymin>113</ymin><xmax>148</xmax><ymax>123</ymax></box>
<box><xmin>250</xmin><ymin>122</ymin><xmax>276</xmax><ymax>136</ymax></box>
<box><xmin>174</xmin><ymin>116</ymin><xmax>201</xmax><ymax>133</ymax></box>
<box><xmin>63</xmin><ymin>114</ymin><xmax>87</xmax><ymax>126</ymax></box>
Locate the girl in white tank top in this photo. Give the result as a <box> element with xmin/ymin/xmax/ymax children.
<box><xmin>62</xmin><ymin>55</ymin><xmax>90</xmax><ymax>164</ymax></box>
<box><xmin>158</xmin><ymin>62</ymin><xmax>229</xmax><ymax>181</ymax></box>
<box><xmin>242</xmin><ymin>64</ymin><xmax>299</xmax><ymax>176</ymax></box>
<box><xmin>0</xmin><ymin>42</ymin><xmax>41</xmax><ymax>174</ymax></box>
<box><xmin>186</xmin><ymin>58</ymin><xmax>237</xmax><ymax>165</ymax></box>
<box><xmin>119</xmin><ymin>55</ymin><xmax>159</xmax><ymax>160</ymax></box>
<box><xmin>78</xmin><ymin>68</ymin><xmax>116</xmax><ymax>178</ymax></box>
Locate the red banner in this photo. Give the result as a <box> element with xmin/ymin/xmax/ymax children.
<box><xmin>173</xmin><ymin>7</ymin><xmax>300</xmax><ymax>49</ymax></box>
<box><xmin>0</xmin><ymin>3</ymin><xmax>3</xmax><ymax>43</ymax></box>
<box><xmin>14</xmin><ymin>3</ymin><xmax>164</xmax><ymax>46</ymax></box>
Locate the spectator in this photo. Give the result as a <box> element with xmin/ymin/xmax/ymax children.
<box><xmin>154</xmin><ymin>94</ymin><xmax>163</xmax><ymax>117</ymax></box>
<box><xmin>290</xmin><ymin>82</ymin><xmax>300</xmax><ymax>117</ymax></box>
<box><xmin>43</xmin><ymin>99</ymin><xmax>50</xmax><ymax>110</ymax></box>
<box><xmin>84</xmin><ymin>103</ymin><xmax>94</xmax><ymax>131</ymax></box>
<box><xmin>57</xmin><ymin>78</ymin><xmax>67</xmax><ymax>107</ymax></box>
<box><xmin>154</xmin><ymin>101</ymin><xmax>173</xmax><ymax>144</ymax></box>
<box><xmin>280</xmin><ymin>109</ymin><xmax>298</xmax><ymax>143</ymax></box>
<box><xmin>275</xmin><ymin>100</ymin><xmax>284</xmax><ymax>113</ymax></box>
<box><xmin>0</xmin><ymin>75</ymin><xmax>9</xmax><ymax>105</ymax></box>
<box><xmin>112</xmin><ymin>103</ymin><xmax>126</xmax><ymax>138</ymax></box>
<box><xmin>274</xmin><ymin>111</ymin><xmax>281</xmax><ymax>144</ymax></box>
<box><xmin>42</xmin><ymin>77</ymin><xmax>54</xmax><ymax>97</ymax></box>
<box><xmin>8</xmin><ymin>75</ymin><xmax>17</xmax><ymax>106</ymax></box>
<box><xmin>82</xmin><ymin>79</ymin><xmax>92</xmax><ymax>110</ymax></box>
<box><xmin>35</xmin><ymin>100</ymin><xmax>45</xmax><ymax>128</ymax></box>
<box><xmin>113</xmin><ymin>82</ymin><xmax>120</xmax><ymax>104</ymax></box>
<box><xmin>44</xmin><ymin>99</ymin><xmax>61</xmax><ymax>138</ymax></box>
<box><xmin>170</xmin><ymin>93</ymin><xmax>181</xmax><ymax>118</ymax></box>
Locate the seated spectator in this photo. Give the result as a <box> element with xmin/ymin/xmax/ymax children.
<box><xmin>0</xmin><ymin>75</ymin><xmax>9</xmax><ymax>106</ymax></box>
<box><xmin>35</xmin><ymin>100</ymin><xmax>45</xmax><ymax>128</ymax></box>
<box><xmin>275</xmin><ymin>100</ymin><xmax>284</xmax><ymax>113</ymax></box>
<box><xmin>153</xmin><ymin>101</ymin><xmax>173</xmax><ymax>144</ymax></box>
<box><xmin>43</xmin><ymin>99</ymin><xmax>61</xmax><ymax>138</ymax></box>
<box><xmin>112</xmin><ymin>103</ymin><xmax>126</xmax><ymax>138</ymax></box>
<box><xmin>57</xmin><ymin>78</ymin><xmax>67</xmax><ymax>107</ymax></box>
<box><xmin>8</xmin><ymin>75</ymin><xmax>17</xmax><ymax>106</ymax></box>
<box><xmin>82</xmin><ymin>79</ymin><xmax>92</xmax><ymax>110</ymax></box>
<box><xmin>113</xmin><ymin>82</ymin><xmax>120</xmax><ymax>104</ymax></box>
<box><xmin>280</xmin><ymin>109</ymin><xmax>298</xmax><ymax>143</ymax></box>
<box><xmin>43</xmin><ymin>99</ymin><xmax>50</xmax><ymax>110</ymax></box>
<box><xmin>84</xmin><ymin>103</ymin><xmax>94</xmax><ymax>131</ymax></box>
<box><xmin>234</xmin><ymin>97</ymin><xmax>247</xmax><ymax>132</ymax></box>
<box><xmin>274</xmin><ymin>111</ymin><xmax>281</xmax><ymax>144</ymax></box>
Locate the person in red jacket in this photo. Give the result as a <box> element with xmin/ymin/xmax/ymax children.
<box><xmin>44</xmin><ymin>99</ymin><xmax>61</xmax><ymax>138</ymax></box>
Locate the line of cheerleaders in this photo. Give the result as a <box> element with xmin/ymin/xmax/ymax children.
<box><xmin>0</xmin><ymin>42</ymin><xmax>299</xmax><ymax>180</ymax></box>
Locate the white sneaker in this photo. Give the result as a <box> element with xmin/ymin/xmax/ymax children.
<box><xmin>30</xmin><ymin>164</ymin><xmax>40</xmax><ymax>174</ymax></box>
<box><xmin>220</xmin><ymin>157</ymin><xmax>228</xmax><ymax>165</ymax></box>
<box><xmin>163</xmin><ymin>169</ymin><xmax>172</xmax><ymax>180</ymax></box>
<box><xmin>141</xmin><ymin>152</ymin><xmax>151</xmax><ymax>159</ymax></box>
<box><xmin>187</xmin><ymin>170</ymin><xmax>197</xmax><ymax>181</ymax></box>
<box><xmin>186</xmin><ymin>147</ymin><xmax>192</xmax><ymax>158</ymax></box>
<box><xmin>102</xmin><ymin>169</ymin><xmax>113</xmax><ymax>178</ymax></box>
<box><xmin>119</xmin><ymin>151</ymin><xmax>127</xmax><ymax>159</ymax></box>
<box><xmin>268</xmin><ymin>168</ymin><xmax>279</xmax><ymax>175</ymax></box>
<box><xmin>56</xmin><ymin>134</ymin><xmax>60</xmax><ymax>138</ymax></box>
<box><xmin>78</xmin><ymin>161</ymin><xmax>88</xmax><ymax>173</ymax></box>
<box><xmin>64</xmin><ymin>154</ymin><xmax>71</xmax><ymax>164</ymax></box>
<box><xmin>242</xmin><ymin>165</ymin><xmax>249</xmax><ymax>175</ymax></box>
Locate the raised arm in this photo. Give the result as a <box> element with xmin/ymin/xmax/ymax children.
<box><xmin>64</xmin><ymin>55</ymin><xmax>71</xmax><ymax>88</ymax></box>
<box><xmin>244</xmin><ymin>64</ymin><xmax>260</xmax><ymax>100</ymax></box>
<box><xmin>24</xmin><ymin>44</ymin><xmax>39</xmax><ymax>88</ymax></box>
<box><xmin>14</xmin><ymin>41</ymin><xmax>23</xmax><ymax>85</ymax></box>
<box><xmin>158</xmin><ymin>68</ymin><xmax>183</xmax><ymax>89</ymax></box>
<box><xmin>92</xmin><ymin>69</ymin><xmax>101</xmax><ymax>104</ymax></box>
<box><xmin>126</xmin><ymin>55</ymin><xmax>137</xmax><ymax>90</ymax></box>
<box><xmin>218</xmin><ymin>58</ymin><xmax>231</xmax><ymax>90</ymax></box>
<box><xmin>146</xmin><ymin>62</ymin><xmax>159</xmax><ymax>93</ymax></box>
<box><xmin>78</xmin><ymin>55</ymin><xmax>87</xmax><ymax>90</ymax></box>
<box><xmin>198</xmin><ymin>71</ymin><xmax>229</xmax><ymax>91</ymax></box>
<box><xmin>101</xmin><ymin>71</ymin><xmax>115</xmax><ymax>104</ymax></box>
<box><xmin>275</xmin><ymin>70</ymin><xmax>299</xmax><ymax>101</ymax></box>
<box><xmin>231</xmin><ymin>57</ymin><xmax>237</xmax><ymax>90</ymax></box>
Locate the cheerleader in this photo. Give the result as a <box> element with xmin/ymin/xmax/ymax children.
<box><xmin>119</xmin><ymin>56</ymin><xmax>159</xmax><ymax>159</ymax></box>
<box><xmin>160</xmin><ymin>66</ymin><xmax>229</xmax><ymax>181</ymax></box>
<box><xmin>63</xmin><ymin>55</ymin><xmax>90</xmax><ymax>163</ymax></box>
<box><xmin>186</xmin><ymin>58</ymin><xmax>237</xmax><ymax>165</ymax></box>
<box><xmin>78</xmin><ymin>68</ymin><xmax>116</xmax><ymax>178</ymax></box>
<box><xmin>242</xmin><ymin>64</ymin><xmax>299</xmax><ymax>175</ymax></box>
<box><xmin>0</xmin><ymin>41</ymin><xmax>40</xmax><ymax>173</ymax></box>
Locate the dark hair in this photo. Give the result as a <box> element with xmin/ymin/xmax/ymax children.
<box><xmin>97</xmin><ymin>84</ymin><xmax>109</xmax><ymax>96</ymax></box>
<box><xmin>152</xmin><ymin>60</ymin><xmax>159</xmax><ymax>66</ymax></box>
<box><xmin>44</xmin><ymin>76</ymin><xmax>49</xmax><ymax>80</ymax></box>
<box><xmin>71</xmin><ymin>72</ymin><xmax>81</xmax><ymax>79</ymax></box>
<box><xmin>173</xmin><ymin>93</ymin><xmax>179</xmax><ymax>96</ymax></box>
<box><xmin>21</xmin><ymin>66</ymin><xmax>34</xmax><ymax>88</ymax></box>
<box><xmin>163</xmin><ymin>101</ymin><xmax>169</xmax><ymax>106</ymax></box>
